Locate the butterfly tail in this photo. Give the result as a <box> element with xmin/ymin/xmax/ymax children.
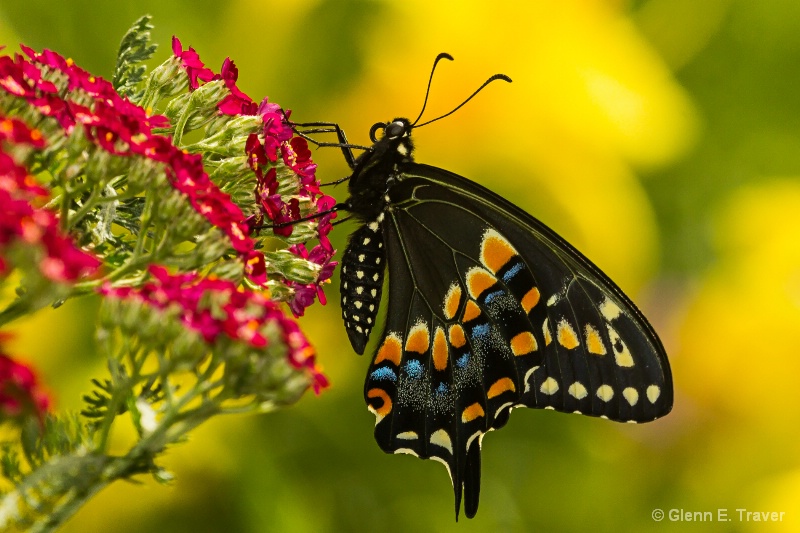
<box><xmin>463</xmin><ymin>439</ymin><xmax>481</xmax><ymax>518</ymax></box>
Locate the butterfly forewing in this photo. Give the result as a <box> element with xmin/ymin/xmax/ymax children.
<box><xmin>360</xmin><ymin>164</ymin><xmax>672</xmax><ymax>518</ymax></box>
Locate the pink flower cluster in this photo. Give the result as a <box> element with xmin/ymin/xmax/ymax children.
<box><xmin>173</xmin><ymin>38</ymin><xmax>338</xmax><ymax>316</ymax></box>
<box><xmin>172</xmin><ymin>39</ymin><xmax>256</xmax><ymax>116</ymax></box>
<box><xmin>0</xmin><ymin>116</ymin><xmax>100</xmax><ymax>281</ymax></box>
<box><xmin>0</xmin><ymin>45</ymin><xmax>260</xmax><ymax>277</ymax></box>
<box><xmin>103</xmin><ymin>266</ymin><xmax>328</xmax><ymax>393</ymax></box>
<box><xmin>0</xmin><ymin>334</ymin><xmax>50</xmax><ymax>424</ymax></box>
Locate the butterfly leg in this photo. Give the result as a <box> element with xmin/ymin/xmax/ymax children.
<box><xmin>289</xmin><ymin>120</ymin><xmax>370</xmax><ymax>170</ymax></box>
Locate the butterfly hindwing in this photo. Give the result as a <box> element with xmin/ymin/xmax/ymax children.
<box><xmin>341</xmin><ymin>223</ymin><xmax>385</xmax><ymax>354</ymax></box>
<box><xmin>361</xmin><ymin>164</ymin><xmax>672</xmax><ymax>519</ymax></box>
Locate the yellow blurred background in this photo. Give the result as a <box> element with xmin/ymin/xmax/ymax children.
<box><xmin>2</xmin><ymin>0</ymin><xmax>799</xmax><ymax>531</ymax></box>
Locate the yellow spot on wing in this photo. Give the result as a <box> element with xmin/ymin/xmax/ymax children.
<box><xmin>367</xmin><ymin>388</ymin><xmax>392</xmax><ymax>419</ymax></box>
<box><xmin>405</xmin><ymin>322</ymin><xmax>430</xmax><ymax>354</ymax></box>
<box><xmin>646</xmin><ymin>385</ymin><xmax>661</xmax><ymax>403</ymax></box>
<box><xmin>585</xmin><ymin>324</ymin><xmax>606</xmax><ymax>355</ymax></box>
<box><xmin>463</xmin><ymin>300</ymin><xmax>482</xmax><ymax>322</ymax></box>
<box><xmin>396</xmin><ymin>431</ymin><xmax>418</xmax><ymax>440</ymax></box>
<box><xmin>374</xmin><ymin>333</ymin><xmax>402</xmax><ymax>366</ymax></box>
<box><xmin>443</xmin><ymin>284</ymin><xmax>462</xmax><ymax>320</ymax></box>
<box><xmin>430</xmin><ymin>429</ymin><xmax>453</xmax><ymax>454</ymax></box>
<box><xmin>623</xmin><ymin>387</ymin><xmax>639</xmax><ymax>406</ymax></box>
<box><xmin>461</xmin><ymin>402</ymin><xmax>485</xmax><ymax>423</ymax></box>
<box><xmin>480</xmin><ymin>229</ymin><xmax>517</xmax><ymax>274</ymax></box>
<box><xmin>607</xmin><ymin>325</ymin><xmax>634</xmax><ymax>367</ymax></box>
<box><xmin>466</xmin><ymin>267</ymin><xmax>497</xmax><ymax>299</ymax></box>
<box><xmin>432</xmin><ymin>327</ymin><xmax>448</xmax><ymax>371</ymax></box>
<box><xmin>510</xmin><ymin>331</ymin><xmax>537</xmax><ymax>356</ymax></box>
<box><xmin>487</xmin><ymin>377</ymin><xmax>516</xmax><ymax>399</ymax></box>
<box><xmin>557</xmin><ymin>319</ymin><xmax>580</xmax><ymax>349</ymax></box>
<box><xmin>543</xmin><ymin>318</ymin><xmax>552</xmax><ymax>345</ymax></box>
<box><xmin>521</xmin><ymin>287</ymin><xmax>540</xmax><ymax>313</ymax></box>
<box><xmin>448</xmin><ymin>324</ymin><xmax>466</xmax><ymax>348</ymax></box>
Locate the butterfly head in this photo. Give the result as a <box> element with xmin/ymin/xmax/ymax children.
<box><xmin>369</xmin><ymin>118</ymin><xmax>415</xmax><ymax>160</ymax></box>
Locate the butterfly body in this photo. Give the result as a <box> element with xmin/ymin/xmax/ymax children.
<box><xmin>331</xmin><ymin>76</ymin><xmax>672</xmax><ymax>520</ymax></box>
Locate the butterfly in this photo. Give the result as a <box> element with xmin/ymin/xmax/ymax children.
<box><xmin>297</xmin><ymin>53</ymin><xmax>673</xmax><ymax>520</ymax></box>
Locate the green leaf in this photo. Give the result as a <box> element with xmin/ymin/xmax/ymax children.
<box><xmin>113</xmin><ymin>15</ymin><xmax>158</xmax><ymax>101</ymax></box>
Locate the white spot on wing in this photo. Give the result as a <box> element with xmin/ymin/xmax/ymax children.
<box><xmin>596</xmin><ymin>384</ymin><xmax>614</xmax><ymax>402</ymax></box>
<box><xmin>540</xmin><ymin>377</ymin><xmax>559</xmax><ymax>395</ymax></box>
<box><xmin>466</xmin><ymin>430</ymin><xmax>482</xmax><ymax>452</ymax></box>
<box><xmin>523</xmin><ymin>366</ymin><xmax>541</xmax><ymax>393</ymax></box>
<box><xmin>494</xmin><ymin>402</ymin><xmax>514</xmax><ymax>419</ymax></box>
<box><xmin>394</xmin><ymin>448</ymin><xmax>419</xmax><ymax>457</ymax></box>
<box><xmin>600</xmin><ymin>297</ymin><xmax>622</xmax><ymax>321</ymax></box>
<box><xmin>430</xmin><ymin>429</ymin><xmax>453</xmax><ymax>454</ymax></box>
<box><xmin>568</xmin><ymin>382</ymin><xmax>588</xmax><ymax>400</ymax></box>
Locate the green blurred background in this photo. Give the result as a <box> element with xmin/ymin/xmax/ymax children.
<box><xmin>2</xmin><ymin>0</ymin><xmax>800</xmax><ymax>531</ymax></box>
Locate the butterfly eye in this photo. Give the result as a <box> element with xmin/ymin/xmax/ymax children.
<box><xmin>385</xmin><ymin>121</ymin><xmax>406</xmax><ymax>138</ymax></box>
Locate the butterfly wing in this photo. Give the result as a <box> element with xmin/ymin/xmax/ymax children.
<box><xmin>363</xmin><ymin>163</ymin><xmax>672</xmax><ymax>519</ymax></box>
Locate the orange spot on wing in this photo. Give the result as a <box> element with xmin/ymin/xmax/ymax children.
<box><xmin>405</xmin><ymin>323</ymin><xmax>430</xmax><ymax>354</ymax></box>
<box><xmin>521</xmin><ymin>287</ymin><xmax>540</xmax><ymax>313</ymax></box>
<box><xmin>374</xmin><ymin>334</ymin><xmax>403</xmax><ymax>365</ymax></box>
<box><xmin>432</xmin><ymin>327</ymin><xmax>448</xmax><ymax>371</ymax></box>
<box><xmin>487</xmin><ymin>377</ymin><xmax>516</xmax><ymax>399</ymax></box>
<box><xmin>480</xmin><ymin>231</ymin><xmax>517</xmax><ymax>274</ymax></box>
<box><xmin>461</xmin><ymin>402</ymin><xmax>485</xmax><ymax>423</ymax></box>
<box><xmin>463</xmin><ymin>300</ymin><xmax>482</xmax><ymax>322</ymax></box>
<box><xmin>510</xmin><ymin>331</ymin><xmax>537</xmax><ymax>355</ymax></box>
<box><xmin>448</xmin><ymin>324</ymin><xmax>466</xmax><ymax>348</ymax></box>
<box><xmin>585</xmin><ymin>325</ymin><xmax>606</xmax><ymax>355</ymax></box>
<box><xmin>466</xmin><ymin>268</ymin><xmax>497</xmax><ymax>299</ymax></box>
<box><xmin>443</xmin><ymin>284</ymin><xmax>462</xmax><ymax>320</ymax></box>
<box><xmin>557</xmin><ymin>319</ymin><xmax>580</xmax><ymax>349</ymax></box>
<box><xmin>367</xmin><ymin>388</ymin><xmax>392</xmax><ymax>417</ymax></box>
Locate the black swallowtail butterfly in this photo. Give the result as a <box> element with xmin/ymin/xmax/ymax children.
<box><xmin>299</xmin><ymin>53</ymin><xmax>673</xmax><ymax>520</ymax></box>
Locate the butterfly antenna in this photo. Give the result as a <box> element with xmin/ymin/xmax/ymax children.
<box><xmin>415</xmin><ymin>73</ymin><xmax>512</xmax><ymax>128</ymax></box>
<box><xmin>411</xmin><ymin>52</ymin><xmax>455</xmax><ymax>127</ymax></box>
